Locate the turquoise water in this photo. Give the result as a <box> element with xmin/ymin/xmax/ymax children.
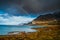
<box><xmin>0</xmin><ymin>25</ymin><xmax>43</xmax><ymax>35</ymax></box>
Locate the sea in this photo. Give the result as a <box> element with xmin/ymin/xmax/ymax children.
<box><xmin>0</xmin><ymin>25</ymin><xmax>44</xmax><ymax>35</ymax></box>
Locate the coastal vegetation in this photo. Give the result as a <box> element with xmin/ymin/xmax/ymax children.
<box><xmin>0</xmin><ymin>25</ymin><xmax>60</xmax><ymax>40</ymax></box>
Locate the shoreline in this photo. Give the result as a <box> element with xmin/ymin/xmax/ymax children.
<box><xmin>0</xmin><ymin>25</ymin><xmax>60</xmax><ymax>40</ymax></box>
<box><xmin>0</xmin><ymin>25</ymin><xmax>59</xmax><ymax>36</ymax></box>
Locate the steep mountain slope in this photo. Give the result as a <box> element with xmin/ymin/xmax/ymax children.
<box><xmin>32</xmin><ymin>12</ymin><xmax>60</xmax><ymax>25</ymax></box>
<box><xmin>34</xmin><ymin>12</ymin><xmax>60</xmax><ymax>21</ymax></box>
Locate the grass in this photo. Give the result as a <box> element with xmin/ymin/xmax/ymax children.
<box><xmin>0</xmin><ymin>25</ymin><xmax>60</xmax><ymax>40</ymax></box>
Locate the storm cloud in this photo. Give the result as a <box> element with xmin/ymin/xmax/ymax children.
<box><xmin>0</xmin><ymin>0</ymin><xmax>60</xmax><ymax>14</ymax></box>
<box><xmin>23</xmin><ymin>0</ymin><xmax>60</xmax><ymax>13</ymax></box>
<box><xmin>0</xmin><ymin>0</ymin><xmax>60</xmax><ymax>25</ymax></box>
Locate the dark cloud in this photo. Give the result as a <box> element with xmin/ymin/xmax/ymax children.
<box><xmin>0</xmin><ymin>0</ymin><xmax>60</xmax><ymax>16</ymax></box>
<box><xmin>23</xmin><ymin>0</ymin><xmax>60</xmax><ymax>13</ymax></box>
<box><xmin>0</xmin><ymin>0</ymin><xmax>29</xmax><ymax>16</ymax></box>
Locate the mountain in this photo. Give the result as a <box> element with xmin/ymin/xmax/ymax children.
<box><xmin>31</xmin><ymin>12</ymin><xmax>60</xmax><ymax>25</ymax></box>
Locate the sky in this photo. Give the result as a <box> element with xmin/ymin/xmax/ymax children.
<box><xmin>0</xmin><ymin>0</ymin><xmax>60</xmax><ymax>25</ymax></box>
<box><xmin>0</xmin><ymin>12</ymin><xmax>35</xmax><ymax>25</ymax></box>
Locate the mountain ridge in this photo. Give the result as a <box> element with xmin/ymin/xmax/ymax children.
<box><xmin>29</xmin><ymin>12</ymin><xmax>60</xmax><ymax>25</ymax></box>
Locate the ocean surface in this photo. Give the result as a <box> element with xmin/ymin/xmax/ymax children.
<box><xmin>0</xmin><ymin>25</ymin><xmax>44</xmax><ymax>35</ymax></box>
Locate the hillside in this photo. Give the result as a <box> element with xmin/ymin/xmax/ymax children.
<box><xmin>31</xmin><ymin>12</ymin><xmax>60</xmax><ymax>25</ymax></box>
